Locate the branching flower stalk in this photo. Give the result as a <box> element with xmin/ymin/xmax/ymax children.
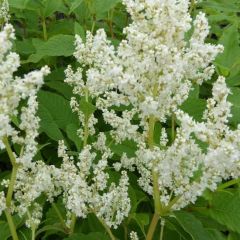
<box><xmin>0</xmin><ymin>0</ymin><xmax>240</xmax><ymax>240</ymax></box>
<box><xmin>66</xmin><ymin>0</ymin><xmax>240</xmax><ymax>239</ymax></box>
<box><xmin>0</xmin><ymin>13</ymin><xmax>50</xmax><ymax>239</ymax></box>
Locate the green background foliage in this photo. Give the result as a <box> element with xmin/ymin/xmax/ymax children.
<box><xmin>1</xmin><ymin>0</ymin><xmax>240</xmax><ymax>239</ymax></box>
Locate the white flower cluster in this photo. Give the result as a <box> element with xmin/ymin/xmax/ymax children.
<box><xmin>0</xmin><ymin>191</ymin><xmax>6</xmax><ymax>215</ymax></box>
<box><xmin>130</xmin><ymin>231</ymin><xmax>139</xmax><ymax>240</ymax></box>
<box><xmin>67</xmin><ymin>0</ymin><xmax>240</xmax><ymax>214</ymax></box>
<box><xmin>0</xmin><ymin>24</ymin><xmax>50</xmax><ymax>163</ymax></box>
<box><xmin>0</xmin><ymin>0</ymin><xmax>9</xmax><ymax>23</ymax></box>
<box><xmin>0</xmin><ymin>21</ymin><xmax>50</xmax><ymax>229</ymax></box>
<box><xmin>57</xmin><ymin>139</ymin><xmax>130</xmax><ymax>229</ymax></box>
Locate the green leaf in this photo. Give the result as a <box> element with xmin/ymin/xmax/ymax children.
<box><xmin>74</xmin><ymin>22</ymin><xmax>85</xmax><ymax>39</ymax></box>
<box><xmin>15</xmin><ymin>39</ymin><xmax>35</xmax><ymax>55</ymax></box>
<box><xmin>42</xmin><ymin>0</ymin><xmax>67</xmax><ymax>17</ymax></box>
<box><xmin>27</xmin><ymin>35</ymin><xmax>75</xmax><ymax>63</ymax></box>
<box><xmin>174</xmin><ymin>211</ymin><xmax>213</xmax><ymax>240</ymax></box>
<box><xmin>207</xmin><ymin>189</ymin><xmax>240</xmax><ymax>234</ymax></box>
<box><xmin>38</xmin><ymin>91</ymin><xmax>78</xmax><ymax>131</ymax></box>
<box><xmin>90</xmin><ymin>0</ymin><xmax>121</xmax><ymax>15</ymax></box>
<box><xmin>215</xmin><ymin>25</ymin><xmax>240</xmax><ymax>77</ymax></box>
<box><xmin>228</xmin><ymin>87</ymin><xmax>240</xmax><ymax>126</ymax></box>
<box><xmin>207</xmin><ymin>229</ymin><xmax>226</xmax><ymax>240</ymax></box>
<box><xmin>180</xmin><ymin>86</ymin><xmax>206</xmax><ymax>121</ymax></box>
<box><xmin>79</xmin><ymin>98</ymin><xmax>97</xmax><ymax>117</ymax></box>
<box><xmin>69</xmin><ymin>0</ymin><xmax>83</xmax><ymax>13</ymax></box>
<box><xmin>38</xmin><ymin>104</ymin><xmax>64</xmax><ymax>141</ymax></box>
<box><xmin>132</xmin><ymin>213</ymin><xmax>149</xmax><ymax>236</ymax></box>
<box><xmin>109</xmin><ymin>139</ymin><xmax>137</xmax><ymax>158</ymax></box>
<box><xmin>66</xmin><ymin>123</ymin><xmax>81</xmax><ymax>150</ymax></box>
<box><xmin>0</xmin><ymin>215</ymin><xmax>24</xmax><ymax>240</ymax></box>
<box><xmin>9</xmin><ymin>0</ymin><xmax>45</xmax><ymax>11</ymax></box>
<box><xmin>46</xmin><ymin>81</ymin><xmax>73</xmax><ymax>100</ymax></box>
<box><xmin>228</xmin><ymin>232</ymin><xmax>240</xmax><ymax>240</ymax></box>
<box><xmin>64</xmin><ymin>232</ymin><xmax>109</xmax><ymax>240</ymax></box>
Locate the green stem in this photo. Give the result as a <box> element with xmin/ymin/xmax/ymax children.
<box><xmin>6</xmin><ymin>165</ymin><xmax>18</xmax><ymax>207</ymax></box>
<box><xmin>190</xmin><ymin>0</ymin><xmax>195</xmax><ymax>14</ymax></box>
<box><xmin>4</xmin><ymin>210</ymin><xmax>19</xmax><ymax>240</ymax></box>
<box><xmin>159</xmin><ymin>219</ymin><xmax>165</xmax><ymax>240</ymax></box>
<box><xmin>31</xmin><ymin>227</ymin><xmax>36</xmax><ymax>240</ymax></box>
<box><xmin>148</xmin><ymin>117</ymin><xmax>162</xmax><ymax>214</ymax></box>
<box><xmin>217</xmin><ymin>178</ymin><xmax>240</xmax><ymax>190</ymax></box>
<box><xmin>97</xmin><ymin>216</ymin><xmax>116</xmax><ymax>240</ymax></box>
<box><xmin>2</xmin><ymin>137</ymin><xmax>17</xmax><ymax>167</ymax></box>
<box><xmin>91</xmin><ymin>15</ymin><xmax>96</xmax><ymax>33</ymax></box>
<box><xmin>69</xmin><ymin>90</ymin><xmax>90</xmax><ymax>234</ymax></box>
<box><xmin>52</xmin><ymin>203</ymin><xmax>68</xmax><ymax>231</ymax></box>
<box><xmin>171</xmin><ymin>114</ymin><xmax>175</xmax><ymax>142</ymax></box>
<box><xmin>123</xmin><ymin>223</ymin><xmax>128</xmax><ymax>240</ymax></box>
<box><xmin>146</xmin><ymin>213</ymin><xmax>159</xmax><ymax>240</ymax></box>
<box><xmin>165</xmin><ymin>195</ymin><xmax>181</xmax><ymax>213</ymax></box>
<box><xmin>2</xmin><ymin>137</ymin><xmax>19</xmax><ymax>240</ymax></box>
<box><xmin>147</xmin><ymin>116</ymin><xmax>155</xmax><ymax>149</ymax></box>
<box><xmin>69</xmin><ymin>214</ymin><xmax>77</xmax><ymax>235</ymax></box>
<box><xmin>42</xmin><ymin>17</ymin><xmax>47</xmax><ymax>40</ymax></box>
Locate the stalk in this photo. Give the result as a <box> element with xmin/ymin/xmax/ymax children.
<box><xmin>69</xmin><ymin>214</ymin><xmax>77</xmax><ymax>235</ymax></box>
<box><xmin>52</xmin><ymin>203</ymin><xmax>68</xmax><ymax>231</ymax></box>
<box><xmin>146</xmin><ymin>213</ymin><xmax>159</xmax><ymax>240</ymax></box>
<box><xmin>217</xmin><ymin>178</ymin><xmax>240</xmax><ymax>190</ymax></box>
<box><xmin>2</xmin><ymin>137</ymin><xmax>19</xmax><ymax>240</ymax></box>
<box><xmin>146</xmin><ymin>117</ymin><xmax>162</xmax><ymax>239</ymax></box>
<box><xmin>69</xmin><ymin>90</ymin><xmax>90</xmax><ymax>234</ymax></box>
<box><xmin>159</xmin><ymin>219</ymin><xmax>165</xmax><ymax>240</ymax></box>
<box><xmin>97</xmin><ymin>216</ymin><xmax>116</xmax><ymax>240</ymax></box>
<box><xmin>171</xmin><ymin>114</ymin><xmax>175</xmax><ymax>142</ymax></box>
<box><xmin>42</xmin><ymin>17</ymin><xmax>48</xmax><ymax>40</ymax></box>
<box><xmin>4</xmin><ymin>210</ymin><xmax>19</xmax><ymax>240</ymax></box>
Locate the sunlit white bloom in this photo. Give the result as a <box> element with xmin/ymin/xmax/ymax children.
<box><xmin>0</xmin><ymin>0</ymin><xmax>9</xmax><ymax>23</ymax></box>
<box><xmin>67</xmin><ymin>0</ymin><xmax>240</xmax><ymax>215</ymax></box>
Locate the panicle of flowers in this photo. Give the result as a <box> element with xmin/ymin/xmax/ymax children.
<box><xmin>0</xmin><ymin>19</ymin><xmax>53</xmax><ymax>234</ymax></box>
<box><xmin>130</xmin><ymin>231</ymin><xmax>139</xmax><ymax>240</ymax></box>
<box><xmin>56</xmin><ymin>138</ymin><xmax>130</xmax><ymax>228</ymax></box>
<box><xmin>0</xmin><ymin>0</ymin><xmax>9</xmax><ymax>23</ymax></box>
<box><xmin>0</xmin><ymin>23</ymin><xmax>50</xmax><ymax>161</ymax></box>
<box><xmin>68</xmin><ymin>0</ymin><xmax>240</xmax><ymax>215</ymax></box>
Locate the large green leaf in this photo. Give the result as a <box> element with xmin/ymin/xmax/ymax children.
<box><xmin>228</xmin><ymin>87</ymin><xmax>240</xmax><ymax>126</ymax></box>
<box><xmin>38</xmin><ymin>91</ymin><xmax>78</xmax><ymax>131</ymax></box>
<box><xmin>180</xmin><ymin>86</ymin><xmax>206</xmax><ymax>121</ymax></box>
<box><xmin>42</xmin><ymin>0</ymin><xmax>67</xmax><ymax>17</ymax></box>
<box><xmin>64</xmin><ymin>232</ymin><xmax>109</xmax><ymax>240</ymax></box>
<box><xmin>174</xmin><ymin>211</ymin><xmax>213</xmax><ymax>240</ymax></box>
<box><xmin>38</xmin><ymin>104</ymin><xmax>64</xmax><ymax>141</ymax></box>
<box><xmin>68</xmin><ymin>0</ymin><xmax>83</xmax><ymax>13</ymax></box>
<box><xmin>66</xmin><ymin>123</ymin><xmax>82</xmax><ymax>150</ymax></box>
<box><xmin>27</xmin><ymin>35</ymin><xmax>75</xmax><ymax>63</ymax></box>
<box><xmin>207</xmin><ymin>189</ymin><xmax>240</xmax><ymax>233</ymax></box>
<box><xmin>215</xmin><ymin>25</ymin><xmax>240</xmax><ymax>78</ymax></box>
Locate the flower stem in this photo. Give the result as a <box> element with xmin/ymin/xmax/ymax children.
<box><xmin>171</xmin><ymin>114</ymin><xmax>175</xmax><ymax>142</ymax></box>
<box><xmin>69</xmin><ymin>214</ymin><xmax>77</xmax><ymax>235</ymax></box>
<box><xmin>2</xmin><ymin>137</ymin><xmax>19</xmax><ymax>240</ymax></box>
<box><xmin>52</xmin><ymin>203</ymin><xmax>68</xmax><ymax>231</ymax></box>
<box><xmin>69</xmin><ymin>90</ymin><xmax>90</xmax><ymax>234</ymax></box>
<box><xmin>159</xmin><ymin>219</ymin><xmax>165</xmax><ymax>240</ymax></box>
<box><xmin>217</xmin><ymin>178</ymin><xmax>240</xmax><ymax>190</ymax></box>
<box><xmin>31</xmin><ymin>227</ymin><xmax>36</xmax><ymax>240</ymax></box>
<box><xmin>146</xmin><ymin>117</ymin><xmax>163</xmax><ymax>239</ymax></box>
<box><xmin>4</xmin><ymin>210</ymin><xmax>19</xmax><ymax>240</ymax></box>
<box><xmin>146</xmin><ymin>213</ymin><xmax>159</xmax><ymax>240</ymax></box>
<box><xmin>97</xmin><ymin>216</ymin><xmax>116</xmax><ymax>240</ymax></box>
<box><xmin>42</xmin><ymin>17</ymin><xmax>48</xmax><ymax>40</ymax></box>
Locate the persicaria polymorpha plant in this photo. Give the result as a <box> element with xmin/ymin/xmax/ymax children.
<box><xmin>1</xmin><ymin>0</ymin><xmax>240</xmax><ymax>240</ymax></box>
